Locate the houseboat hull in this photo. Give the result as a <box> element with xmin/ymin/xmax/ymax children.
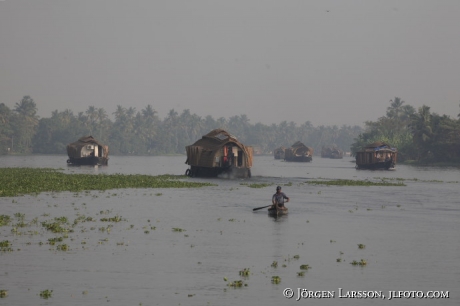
<box><xmin>66</xmin><ymin>136</ymin><xmax>109</xmax><ymax>167</ymax></box>
<box><xmin>67</xmin><ymin>156</ymin><xmax>108</xmax><ymax>166</ymax></box>
<box><xmin>185</xmin><ymin>165</ymin><xmax>251</xmax><ymax>178</ymax></box>
<box><xmin>273</xmin><ymin>147</ymin><xmax>286</xmax><ymax>160</ymax></box>
<box><xmin>285</xmin><ymin>155</ymin><xmax>312</xmax><ymax>162</ymax></box>
<box><xmin>355</xmin><ymin>142</ymin><xmax>397</xmax><ymax>170</ymax></box>
<box><xmin>356</xmin><ymin>159</ymin><xmax>394</xmax><ymax>170</ymax></box>
<box><xmin>185</xmin><ymin>129</ymin><xmax>253</xmax><ymax>180</ymax></box>
<box><xmin>330</xmin><ymin>153</ymin><xmax>343</xmax><ymax>159</ymax></box>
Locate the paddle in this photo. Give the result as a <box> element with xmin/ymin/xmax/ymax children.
<box><xmin>253</xmin><ymin>205</ymin><xmax>272</xmax><ymax>211</ymax></box>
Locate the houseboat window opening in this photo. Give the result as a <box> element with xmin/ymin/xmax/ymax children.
<box><xmin>237</xmin><ymin>150</ymin><xmax>243</xmax><ymax>166</ymax></box>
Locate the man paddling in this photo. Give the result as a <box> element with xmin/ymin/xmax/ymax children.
<box><xmin>270</xmin><ymin>186</ymin><xmax>289</xmax><ymax>211</ymax></box>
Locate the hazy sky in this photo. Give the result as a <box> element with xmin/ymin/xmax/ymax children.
<box><xmin>1</xmin><ymin>0</ymin><xmax>459</xmax><ymax>127</ymax></box>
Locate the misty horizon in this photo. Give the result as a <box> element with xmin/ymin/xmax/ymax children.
<box><xmin>1</xmin><ymin>1</ymin><xmax>459</xmax><ymax>127</ymax></box>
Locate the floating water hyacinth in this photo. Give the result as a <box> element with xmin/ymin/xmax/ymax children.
<box><xmin>0</xmin><ymin>215</ymin><xmax>11</xmax><ymax>226</ymax></box>
<box><xmin>271</xmin><ymin>276</ymin><xmax>281</xmax><ymax>284</ymax></box>
<box><xmin>0</xmin><ymin>290</ymin><xmax>8</xmax><ymax>298</ymax></box>
<box><xmin>0</xmin><ymin>168</ymin><xmax>216</xmax><ymax>197</ymax></box>
<box><xmin>300</xmin><ymin>264</ymin><xmax>311</xmax><ymax>270</ymax></box>
<box><xmin>39</xmin><ymin>289</ymin><xmax>53</xmax><ymax>299</ymax></box>
<box><xmin>239</xmin><ymin>268</ymin><xmax>250</xmax><ymax>276</ymax></box>
<box><xmin>306</xmin><ymin>179</ymin><xmax>405</xmax><ymax>187</ymax></box>
<box><xmin>227</xmin><ymin>280</ymin><xmax>247</xmax><ymax>288</ymax></box>
<box><xmin>100</xmin><ymin>215</ymin><xmax>123</xmax><ymax>222</ymax></box>
<box><xmin>358</xmin><ymin>244</ymin><xmax>366</xmax><ymax>249</ymax></box>
<box><xmin>56</xmin><ymin>244</ymin><xmax>68</xmax><ymax>251</ymax></box>
<box><xmin>351</xmin><ymin>259</ymin><xmax>367</xmax><ymax>266</ymax></box>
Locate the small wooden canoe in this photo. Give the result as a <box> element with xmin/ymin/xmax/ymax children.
<box><xmin>268</xmin><ymin>207</ymin><xmax>288</xmax><ymax>217</ymax></box>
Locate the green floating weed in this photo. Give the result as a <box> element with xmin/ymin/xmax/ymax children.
<box><xmin>56</xmin><ymin>244</ymin><xmax>69</xmax><ymax>251</ymax></box>
<box><xmin>48</xmin><ymin>237</ymin><xmax>64</xmax><ymax>245</ymax></box>
<box><xmin>271</xmin><ymin>261</ymin><xmax>278</xmax><ymax>268</ymax></box>
<box><xmin>337</xmin><ymin>258</ymin><xmax>342</xmax><ymax>262</ymax></box>
<box><xmin>41</xmin><ymin>218</ymin><xmax>69</xmax><ymax>233</ymax></box>
<box><xmin>351</xmin><ymin>259</ymin><xmax>367</xmax><ymax>266</ymax></box>
<box><xmin>172</xmin><ymin>228</ymin><xmax>185</xmax><ymax>232</ymax></box>
<box><xmin>227</xmin><ymin>280</ymin><xmax>247</xmax><ymax>288</ymax></box>
<box><xmin>297</xmin><ymin>271</ymin><xmax>305</xmax><ymax>277</ymax></box>
<box><xmin>358</xmin><ymin>244</ymin><xmax>366</xmax><ymax>249</ymax></box>
<box><xmin>239</xmin><ymin>268</ymin><xmax>250</xmax><ymax>277</ymax></box>
<box><xmin>300</xmin><ymin>264</ymin><xmax>311</xmax><ymax>270</ymax></box>
<box><xmin>307</xmin><ymin>179</ymin><xmax>405</xmax><ymax>187</ymax></box>
<box><xmin>0</xmin><ymin>168</ymin><xmax>216</xmax><ymax>197</ymax></box>
<box><xmin>0</xmin><ymin>290</ymin><xmax>8</xmax><ymax>298</ymax></box>
<box><xmin>0</xmin><ymin>215</ymin><xmax>11</xmax><ymax>227</ymax></box>
<box><xmin>271</xmin><ymin>276</ymin><xmax>281</xmax><ymax>284</ymax></box>
<box><xmin>244</xmin><ymin>183</ymin><xmax>272</xmax><ymax>188</ymax></box>
<box><xmin>100</xmin><ymin>215</ymin><xmax>123</xmax><ymax>222</ymax></box>
<box><xmin>0</xmin><ymin>240</ymin><xmax>11</xmax><ymax>248</ymax></box>
<box><xmin>39</xmin><ymin>289</ymin><xmax>53</xmax><ymax>299</ymax></box>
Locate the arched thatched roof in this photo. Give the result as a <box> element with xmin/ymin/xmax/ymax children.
<box><xmin>185</xmin><ymin>129</ymin><xmax>253</xmax><ymax>167</ymax></box>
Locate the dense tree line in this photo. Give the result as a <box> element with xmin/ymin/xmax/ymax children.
<box><xmin>1</xmin><ymin>96</ymin><xmax>459</xmax><ymax>163</ymax></box>
<box><xmin>1</xmin><ymin>96</ymin><xmax>361</xmax><ymax>156</ymax></box>
<box><xmin>350</xmin><ymin>97</ymin><xmax>460</xmax><ymax>162</ymax></box>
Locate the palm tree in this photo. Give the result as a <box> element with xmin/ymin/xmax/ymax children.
<box><xmin>12</xmin><ymin>96</ymin><xmax>39</xmax><ymax>153</ymax></box>
<box><xmin>410</xmin><ymin>105</ymin><xmax>433</xmax><ymax>160</ymax></box>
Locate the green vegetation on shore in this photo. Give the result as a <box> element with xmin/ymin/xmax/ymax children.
<box><xmin>0</xmin><ymin>168</ymin><xmax>215</xmax><ymax>197</ymax></box>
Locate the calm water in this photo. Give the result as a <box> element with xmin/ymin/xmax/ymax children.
<box><xmin>1</xmin><ymin>155</ymin><xmax>459</xmax><ymax>306</ymax></box>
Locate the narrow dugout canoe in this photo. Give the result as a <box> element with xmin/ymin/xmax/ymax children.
<box><xmin>268</xmin><ymin>207</ymin><xmax>289</xmax><ymax>217</ymax></box>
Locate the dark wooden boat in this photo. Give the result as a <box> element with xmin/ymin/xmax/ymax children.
<box><xmin>355</xmin><ymin>142</ymin><xmax>397</xmax><ymax>170</ymax></box>
<box><xmin>185</xmin><ymin>129</ymin><xmax>253</xmax><ymax>178</ymax></box>
<box><xmin>268</xmin><ymin>207</ymin><xmax>289</xmax><ymax>217</ymax></box>
<box><xmin>321</xmin><ymin>146</ymin><xmax>344</xmax><ymax>159</ymax></box>
<box><xmin>273</xmin><ymin>146</ymin><xmax>286</xmax><ymax>160</ymax></box>
<box><xmin>66</xmin><ymin>136</ymin><xmax>109</xmax><ymax>166</ymax></box>
<box><xmin>284</xmin><ymin>141</ymin><xmax>313</xmax><ymax>162</ymax></box>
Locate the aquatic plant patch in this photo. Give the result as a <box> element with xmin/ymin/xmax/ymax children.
<box><xmin>0</xmin><ymin>215</ymin><xmax>11</xmax><ymax>227</ymax></box>
<box><xmin>306</xmin><ymin>179</ymin><xmax>405</xmax><ymax>187</ymax></box>
<box><xmin>39</xmin><ymin>289</ymin><xmax>53</xmax><ymax>299</ymax></box>
<box><xmin>240</xmin><ymin>183</ymin><xmax>273</xmax><ymax>188</ymax></box>
<box><xmin>0</xmin><ymin>168</ymin><xmax>216</xmax><ymax>197</ymax></box>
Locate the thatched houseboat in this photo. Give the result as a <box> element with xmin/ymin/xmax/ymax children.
<box><xmin>185</xmin><ymin>129</ymin><xmax>253</xmax><ymax>178</ymax></box>
<box><xmin>273</xmin><ymin>146</ymin><xmax>286</xmax><ymax>160</ymax></box>
<box><xmin>321</xmin><ymin>146</ymin><xmax>344</xmax><ymax>159</ymax></box>
<box><xmin>66</xmin><ymin>136</ymin><xmax>109</xmax><ymax>166</ymax></box>
<box><xmin>355</xmin><ymin>142</ymin><xmax>397</xmax><ymax>170</ymax></box>
<box><xmin>284</xmin><ymin>141</ymin><xmax>313</xmax><ymax>162</ymax></box>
